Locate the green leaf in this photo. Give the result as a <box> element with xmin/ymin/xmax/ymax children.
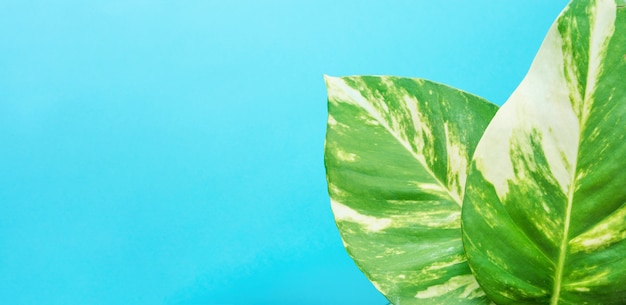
<box><xmin>462</xmin><ymin>0</ymin><xmax>626</xmax><ymax>304</ymax></box>
<box><xmin>324</xmin><ymin>75</ymin><xmax>498</xmax><ymax>304</ymax></box>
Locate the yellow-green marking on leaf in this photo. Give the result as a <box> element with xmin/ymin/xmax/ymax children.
<box><xmin>324</xmin><ymin>75</ymin><xmax>498</xmax><ymax>304</ymax></box>
<box><xmin>462</xmin><ymin>0</ymin><xmax>626</xmax><ymax>303</ymax></box>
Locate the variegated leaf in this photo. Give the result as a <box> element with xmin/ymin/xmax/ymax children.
<box><xmin>462</xmin><ymin>0</ymin><xmax>626</xmax><ymax>304</ymax></box>
<box><xmin>324</xmin><ymin>75</ymin><xmax>498</xmax><ymax>304</ymax></box>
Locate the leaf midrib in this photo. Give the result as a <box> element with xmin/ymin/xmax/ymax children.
<box><xmin>550</xmin><ymin>178</ymin><xmax>576</xmax><ymax>305</ymax></box>
<box><xmin>330</xmin><ymin>76</ymin><xmax>462</xmax><ymax>207</ymax></box>
<box><xmin>550</xmin><ymin>3</ymin><xmax>611</xmax><ymax>301</ymax></box>
<box><xmin>363</xmin><ymin>95</ymin><xmax>462</xmax><ymax>207</ymax></box>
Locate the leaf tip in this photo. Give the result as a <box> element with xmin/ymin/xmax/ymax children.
<box><xmin>323</xmin><ymin>74</ymin><xmax>338</xmax><ymax>87</ymax></box>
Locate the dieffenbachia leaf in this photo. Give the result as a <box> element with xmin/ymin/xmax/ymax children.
<box><xmin>324</xmin><ymin>75</ymin><xmax>498</xmax><ymax>304</ymax></box>
<box><xmin>462</xmin><ymin>0</ymin><xmax>626</xmax><ymax>304</ymax></box>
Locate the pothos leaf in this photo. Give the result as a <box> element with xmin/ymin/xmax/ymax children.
<box><xmin>324</xmin><ymin>75</ymin><xmax>498</xmax><ymax>304</ymax></box>
<box><xmin>462</xmin><ymin>0</ymin><xmax>626</xmax><ymax>304</ymax></box>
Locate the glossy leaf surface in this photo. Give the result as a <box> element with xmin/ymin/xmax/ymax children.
<box><xmin>324</xmin><ymin>75</ymin><xmax>498</xmax><ymax>304</ymax></box>
<box><xmin>462</xmin><ymin>0</ymin><xmax>626</xmax><ymax>304</ymax></box>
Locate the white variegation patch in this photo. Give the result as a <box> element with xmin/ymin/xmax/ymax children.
<box><xmin>415</xmin><ymin>275</ymin><xmax>483</xmax><ymax>299</ymax></box>
<box><xmin>335</xmin><ymin>149</ymin><xmax>358</xmax><ymax>162</ymax></box>
<box><xmin>408</xmin><ymin>182</ymin><xmax>449</xmax><ymax>197</ymax></box>
<box><xmin>327</xmin><ymin>114</ymin><xmax>350</xmax><ymax>130</ymax></box>
<box><xmin>328</xmin><ymin>114</ymin><xmax>338</xmax><ymax>126</ymax></box>
<box><xmin>422</xmin><ymin>255</ymin><xmax>466</xmax><ymax>272</ymax></box>
<box><xmin>565</xmin><ymin>270</ymin><xmax>611</xmax><ymax>287</ymax></box>
<box><xmin>443</xmin><ymin>122</ymin><xmax>468</xmax><ymax>203</ymax></box>
<box><xmin>325</xmin><ymin>76</ymin><xmax>380</xmax><ymax>120</ymax></box>
<box><xmin>331</xmin><ymin>200</ymin><xmax>392</xmax><ymax>232</ymax></box>
<box><xmin>327</xmin><ymin>182</ymin><xmax>347</xmax><ymax>199</ymax></box>
<box><xmin>474</xmin><ymin>20</ymin><xmax>579</xmax><ymax>199</ymax></box>
<box><xmin>403</xmin><ymin>93</ymin><xmax>433</xmax><ymax>167</ymax></box>
<box><xmin>580</xmin><ymin>0</ymin><xmax>616</xmax><ymax>126</ymax></box>
<box><xmin>396</xmin><ymin>210</ymin><xmax>460</xmax><ymax>229</ymax></box>
<box><xmin>569</xmin><ymin>205</ymin><xmax>626</xmax><ymax>253</ymax></box>
<box><xmin>473</xmin><ymin>102</ymin><xmax>515</xmax><ymax>199</ymax></box>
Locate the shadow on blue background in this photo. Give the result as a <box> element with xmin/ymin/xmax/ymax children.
<box><xmin>0</xmin><ymin>1</ymin><xmax>568</xmax><ymax>304</ymax></box>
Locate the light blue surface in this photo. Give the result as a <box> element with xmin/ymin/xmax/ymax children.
<box><xmin>0</xmin><ymin>1</ymin><xmax>568</xmax><ymax>304</ymax></box>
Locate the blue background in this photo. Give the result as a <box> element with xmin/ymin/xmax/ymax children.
<box><xmin>1</xmin><ymin>1</ymin><xmax>568</xmax><ymax>304</ymax></box>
